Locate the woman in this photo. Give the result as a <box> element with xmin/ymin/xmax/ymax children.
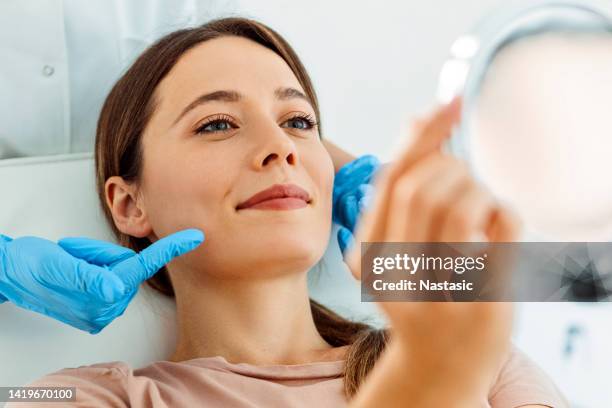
<box><xmin>11</xmin><ymin>17</ymin><xmax>568</xmax><ymax>407</ymax></box>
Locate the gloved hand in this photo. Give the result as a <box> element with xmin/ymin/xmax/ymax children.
<box><xmin>0</xmin><ymin>229</ymin><xmax>204</xmax><ymax>334</ymax></box>
<box><xmin>332</xmin><ymin>154</ymin><xmax>381</xmax><ymax>256</ymax></box>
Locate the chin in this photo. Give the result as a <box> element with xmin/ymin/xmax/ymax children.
<box><xmin>250</xmin><ymin>230</ymin><xmax>328</xmax><ymax>268</ymax></box>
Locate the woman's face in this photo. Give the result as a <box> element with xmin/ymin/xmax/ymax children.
<box><xmin>133</xmin><ymin>36</ymin><xmax>334</xmax><ymax>281</ymax></box>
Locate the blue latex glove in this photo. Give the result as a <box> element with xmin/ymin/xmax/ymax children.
<box><xmin>332</xmin><ymin>154</ymin><xmax>381</xmax><ymax>256</ymax></box>
<box><xmin>0</xmin><ymin>229</ymin><xmax>204</xmax><ymax>334</ymax></box>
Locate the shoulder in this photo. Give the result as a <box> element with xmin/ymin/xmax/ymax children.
<box><xmin>488</xmin><ymin>345</ymin><xmax>570</xmax><ymax>408</ymax></box>
<box><xmin>34</xmin><ymin>361</ymin><xmax>132</xmax><ymax>384</ymax></box>
<box><xmin>6</xmin><ymin>362</ymin><xmax>132</xmax><ymax>408</ymax></box>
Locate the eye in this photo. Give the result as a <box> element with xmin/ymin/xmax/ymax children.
<box><xmin>281</xmin><ymin>113</ymin><xmax>318</xmax><ymax>131</ymax></box>
<box><xmin>194</xmin><ymin>114</ymin><xmax>238</xmax><ymax>135</ymax></box>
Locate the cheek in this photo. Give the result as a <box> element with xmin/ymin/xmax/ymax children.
<box><xmin>301</xmin><ymin>142</ymin><xmax>335</xmax><ymax>243</ymax></box>
<box><xmin>140</xmin><ymin>145</ymin><xmax>232</xmax><ymax>238</ymax></box>
<box><xmin>307</xmin><ymin>144</ymin><xmax>335</xmax><ymax>211</ymax></box>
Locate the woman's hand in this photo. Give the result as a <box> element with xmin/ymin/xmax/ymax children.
<box><xmin>0</xmin><ymin>229</ymin><xmax>203</xmax><ymax>334</ymax></box>
<box><xmin>346</xmin><ymin>98</ymin><xmax>521</xmax><ymax>407</ymax></box>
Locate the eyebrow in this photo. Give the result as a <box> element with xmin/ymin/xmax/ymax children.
<box><xmin>172</xmin><ymin>87</ymin><xmax>312</xmax><ymax>126</ymax></box>
<box><xmin>274</xmin><ymin>87</ymin><xmax>310</xmax><ymax>102</ymax></box>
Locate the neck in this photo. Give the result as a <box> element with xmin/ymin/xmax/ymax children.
<box><xmin>168</xmin><ymin>269</ymin><xmax>335</xmax><ymax>365</ymax></box>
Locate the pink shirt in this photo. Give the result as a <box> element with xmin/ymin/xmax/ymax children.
<box><xmin>7</xmin><ymin>345</ymin><xmax>568</xmax><ymax>407</ymax></box>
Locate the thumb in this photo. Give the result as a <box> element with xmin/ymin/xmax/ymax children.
<box><xmin>58</xmin><ymin>237</ymin><xmax>136</xmax><ymax>267</ymax></box>
<box><xmin>113</xmin><ymin>228</ymin><xmax>204</xmax><ymax>291</ymax></box>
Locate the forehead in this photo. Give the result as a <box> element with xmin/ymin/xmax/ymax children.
<box><xmin>155</xmin><ymin>35</ymin><xmax>305</xmax><ymax>109</ymax></box>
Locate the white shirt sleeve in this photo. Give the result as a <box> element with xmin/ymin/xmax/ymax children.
<box><xmin>0</xmin><ymin>0</ymin><xmax>69</xmax><ymax>159</ymax></box>
<box><xmin>0</xmin><ymin>0</ymin><xmax>240</xmax><ymax>160</ymax></box>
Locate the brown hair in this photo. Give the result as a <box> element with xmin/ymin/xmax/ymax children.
<box><xmin>95</xmin><ymin>16</ymin><xmax>387</xmax><ymax>399</ymax></box>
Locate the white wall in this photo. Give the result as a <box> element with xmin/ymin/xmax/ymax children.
<box><xmin>235</xmin><ymin>0</ymin><xmax>505</xmax><ymax>160</ymax></box>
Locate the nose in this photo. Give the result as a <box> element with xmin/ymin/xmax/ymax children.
<box><xmin>251</xmin><ymin>122</ymin><xmax>298</xmax><ymax>171</ymax></box>
<box><xmin>260</xmin><ymin>148</ymin><xmax>296</xmax><ymax>168</ymax></box>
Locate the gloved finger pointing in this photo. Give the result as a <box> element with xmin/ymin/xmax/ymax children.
<box><xmin>115</xmin><ymin>229</ymin><xmax>204</xmax><ymax>290</ymax></box>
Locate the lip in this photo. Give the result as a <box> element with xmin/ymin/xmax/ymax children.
<box><xmin>236</xmin><ymin>183</ymin><xmax>312</xmax><ymax>210</ymax></box>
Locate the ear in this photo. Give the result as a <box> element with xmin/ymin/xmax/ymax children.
<box><xmin>105</xmin><ymin>176</ymin><xmax>152</xmax><ymax>238</ymax></box>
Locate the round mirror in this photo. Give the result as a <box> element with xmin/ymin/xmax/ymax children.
<box><xmin>438</xmin><ymin>1</ymin><xmax>612</xmax><ymax>241</ymax></box>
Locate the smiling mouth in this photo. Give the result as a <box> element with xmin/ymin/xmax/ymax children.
<box><xmin>239</xmin><ymin>197</ymin><xmax>310</xmax><ymax>211</ymax></box>
<box><xmin>236</xmin><ymin>183</ymin><xmax>312</xmax><ymax>211</ymax></box>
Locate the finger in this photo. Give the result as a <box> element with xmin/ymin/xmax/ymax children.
<box><xmin>389</xmin><ymin>96</ymin><xmax>462</xmax><ymax>180</ymax></box>
<box><xmin>58</xmin><ymin>237</ymin><xmax>136</xmax><ymax>266</ymax></box>
<box><xmin>338</xmin><ymin>193</ymin><xmax>360</xmax><ymax>231</ymax></box>
<box><xmin>484</xmin><ymin>208</ymin><xmax>522</xmax><ymax>298</ymax></box>
<box><xmin>438</xmin><ymin>184</ymin><xmax>498</xmax><ymax>242</ymax></box>
<box><xmin>384</xmin><ymin>156</ymin><xmax>443</xmax><ymax>242</ymax></box>
<box><xmin>357</xmin><ymin>183</ymin><xmax>375</xmax><ymax>212</ymax></box>
<box><xmin>114</xmin><ymin>228</ymin><xmax>204</xmax><ymax>291</ymax></box>
<box><xmin>355</xmin><ymin>154</ymin><xmax>382</xmax><ymax>171</ymax></box>
<box><xmin>423</xmin><ymin>171</ymin><xmax>473</xmax><ymax>242</ymax></box>
<box><xmin>70</xmin><ymin>261</ymin><xmax>127</xmax><ymax>303</ymax></box>
<box><xmin>486</xmin><ymin>207</ymin><xmax>522</xmax><ymax>243</ymax></box>
<box><xmin>337</xmin><ymin>226</ymin><xmax>354</xmax><ymax>257</ymax></box>
<box><xmin>0</xmin><ymin>234</ymin><xmax>13</xmax><ymax>243</ymax></box>
<box><xmin>386</xmin><ymin>156</ymin><xmax>468</xmax><ymax>242</ymax></box>
<box><xmin>345</xmin><ymin>98</ymin><xmax>462</xmax><ymax>278</ymax></box>
<box><xmin>358</xmin><ymin>98</ymin><xmax>463</xmax><ymax>244</ymax></box>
